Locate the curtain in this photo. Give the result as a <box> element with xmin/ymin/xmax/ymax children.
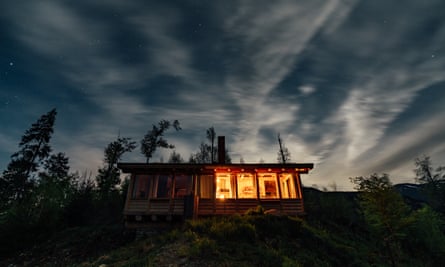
<box><xmin>200</xmin><ymin>175</ymin><xmax>214</xmax><ymax>199</ymax></box>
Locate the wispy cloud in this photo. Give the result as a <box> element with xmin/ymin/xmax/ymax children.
<box><xmin>2</xmin><ymin>0</ymin><xmax>445</xmax><ymax>189</ymax></box>
<box><xmin>219</xmin><ymin>0</ymin><xmax>355</xmax><ymax>161</ymax></box>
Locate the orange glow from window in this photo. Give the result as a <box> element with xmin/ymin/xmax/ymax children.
<box><xmin>258</xmin><ymin>173</ymin><xmax>279</xmax><ymax>199</ymax></box>
<box><xmin>215</xmin><ymin>173</ymin><xmax>233</xmax><ymax>199</ymax></box>
<box><xmin>237</xmin><ymin>173</ymin><xmax>256</xmax><ymax>198</ymax></box>
<box><xmin>279</xmin><ymin>173</ymin><xmax>297</xmax><ymax>198</ymax></box>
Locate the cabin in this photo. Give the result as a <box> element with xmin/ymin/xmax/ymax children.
<box><xmin>118</xmin><ymin>137</ymin><xmax>313</xmax><ymax>227</ymax></box>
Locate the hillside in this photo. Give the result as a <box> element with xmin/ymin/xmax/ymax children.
<box><xmin>2</xmin><ymin>187</ymin><xmax>444</xmax><ymax>267</ymax></box>
<box><xmin>2</xmin><ymin>212</ymin><xmax>375</xmax><ymax>266</ymax></box>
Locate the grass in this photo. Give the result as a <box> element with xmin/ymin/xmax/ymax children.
<box><xmin>3</xmin><ymin>193</ymin><xmax>443</xmax><ymax>266</ymax></box>
<box><xmin>1</xmin><ymin>213</ymin><xmax>378</xmax><ymax>266</ymax></box>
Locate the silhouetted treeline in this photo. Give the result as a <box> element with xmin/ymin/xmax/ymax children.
<box><xmin>0</xmin><ymin>109</ymin><xmax>133</xmax><ymax>256</ymax></box>
<box><xmin>0</xmin><ymin>111</ymin><xmax>189</xmax><ymax>256</ymax></box>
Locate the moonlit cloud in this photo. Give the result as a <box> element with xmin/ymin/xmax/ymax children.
<box><xmin>220</xmin><ymin>0</ymin><xmax>352</xmax><ymax>161</ymax></box>
<box><xmin>298</xmin><ymin>85</ymin><xmax>316</xmax><ymax>96</ymax></box>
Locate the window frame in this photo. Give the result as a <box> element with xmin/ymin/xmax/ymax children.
<box><xmin>215</xmin><ymin>173</ymin><xmax>235</xmax><ymax>199</ymax></box>
<box><xmin>131</xmin><ymin>174</ymin><xmax>152</xmax><ymax>200</ymax></box>
<box><xmin>257</xmin><ymin>173</ymin><xmax>279</xmax><ymax>199</ymax></box>
<box><xmin>236</xmin><ymin>172</ymin><xmax>257</xmax><ymax>199</ymax></box>
<box><xmin>279</xmin><ymin>173</ymin><xmax>297</xmax><ymax>199</ymax></box>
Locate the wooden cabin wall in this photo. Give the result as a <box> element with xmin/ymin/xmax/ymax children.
<box><xmin>295</xmin><ymin>172</ymin><xmax>305</xmax><ymax>213</ymax></box>
<box><xmin>123</xmin><ymin>169</ymin><xmax>307</xmax><ymax>222</ymax></box>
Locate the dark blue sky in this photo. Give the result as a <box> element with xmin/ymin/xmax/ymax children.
<box><xmin>1</xmin><ymin>0</ymin><xmax>444</xmax><ymax>190</ymax></box>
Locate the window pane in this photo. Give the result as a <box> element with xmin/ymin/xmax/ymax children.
<box><xmin>258</xmin><ymin>173</ymin><xmax>278</xmax><ymax>199</ymax></box>
<box><xmin>216</xmin><ymin>173</ymin><xmax>234</xmax><ymax>199</ymax></box>
<box><xmin>175</xmin><ymin>174</ymin><xmax>192</xmax><ymax>198</ymax></box>
<box><xmin>156</xmin><ymin>174</ymin><xmax>172</xmax><ymax>198</ymax></box>
<box><xmin>200</xmin><ymin>175</ymin><xmax>214</xmax><ymax>199</ymax></box>
<box><xmin>279</xmin><ymin>173</ymin><xmax>297</xmax><ymax>198</ymax></box>
<box><xmin>132</xmin><ymin>175</ymin><xmax>151</xmax><ymax>199</ymax></box>
<box><xmin>237</xmin><ymin>173</ymin><xmax>256</xmax><ymax>198</ymax></box>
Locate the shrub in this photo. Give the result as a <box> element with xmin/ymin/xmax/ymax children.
<box><xmin>245</xmin><ymin>205</ymin><xmax>265</xmax><ymax>215</ymax></box>
<box><xmin>209</xmin><ymin>216</ymin><xmax>256</xmax><ymax>242</ymax></box>
<box><xmin>405</xmin><ymin>205</ymin><xmax>445</xmax><ymax>264</ymax></box>
<box><xmin>188</xmin><ymin>236</ymin><xmax>218</xmax><ymax>257</ymax></box>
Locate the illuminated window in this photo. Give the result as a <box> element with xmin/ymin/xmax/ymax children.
<box><xmin>155</xmin><ymin>174</ymin><xmax>172</xmax><ymax>198</ymax></box>
<box><xmin>175</xmin><ymin>174</ymin><xmax>192</xmax><ymax>198</ymax></box>
<box><xmin>237</xmin><ymin>173</ymin><xmax>256</xmax><ymax>198</ymax></box>
<box><xmin>279</xmin><ymin>173</ymin><xmax>297</xmax><ymax>198</ymax></box>
<box><xmin>200</xmin><ymin>174</ymin><xmax>214</xmax><ymax>199</ymax></box>
<box><xmin>258</xmin><ymin>173</ymin><xmax>279</xmax><ymax>199</ymax></box>
<box><xmin>216</xmin><ymin>173</ymin><xmax>234</xmax><ymax>199</ymax></box>
<box><xmin>132</xmin><ymin>175</ymin><xmax>151</xmax><ymax>199</ymax></box>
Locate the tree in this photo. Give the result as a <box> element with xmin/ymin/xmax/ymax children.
<box><xmin>189</xmin><ymin>127</ymin><xmax>231</xmax><ymax>164</ymax></box>
<box><xmin>43</xmin><ymin>152</ymin><xmax>70</xmax><ymax>179</ymax></box>
<box><xmin>414</xmin><ymin>155</ymin><xmax>445</xmax><ymax>212</ymax></box>
<box><xmin>406</xmin><ymin>205</ymin><xmax>445</xmax><ymax>264</ymax></box>
<box><xmin>0</xmin><ymin>108</ymin><xmax>57</xmax><ymax>207</ymax></box>
<box><xmin>168</xmin><ymin>150</ymin><xmax>184</xmax><ymax>163</ymax></box>
<box><xmin>64</xmin><ymin>171</ymin><xmax>96</xmax><ymax>226</ymax></box>
<box><xmin>189</xmin><ymin>142</ymin><xmax>212</xmax><ymax>163</ymax></box>
<box><xmin>96</xmin><ymin>137</ymin><xmax>136</xmax><ymax>196</ymax></box>
<box><xmin>277</xmin><ymin>133</ymin><xmax>291</xmax><ymax>164</ymax></box>
<box><xmin>35</xmin><ymin>152</ymin><xmax>73</xmax><ymax>229</ymax></box>
<box><xmin>141</xmin><ymin>119</ymin><xmax>181</xmax><ymax>163</ymax></box>
<box><xmin>351</xmin><ymin>173</ymin><xmax>411</xmax><ymax>267</ymax></box>
<box><xmin>206</xmin><ymin>126</ymin><xmax>216</xmax><ymax>163</ymax></box>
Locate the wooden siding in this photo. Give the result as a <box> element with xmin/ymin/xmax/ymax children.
<box><xmin>124</xmin><ymin>199</ymin><xmax>149</xmax><ymax>215</ymax></box>
<box><xmin>124</xmin><ymin>198</ymin><xmax>185</xmax><ymax>215</ymax></box>
<box><xmin>281</xmin><ymin>199</ymin><xmax>304</xmax><ymax>215</ymax></box>
<box><xmin>196</xmin><ymin>198</ymin><xmax>304</xmax><ymax>216</ymax></box>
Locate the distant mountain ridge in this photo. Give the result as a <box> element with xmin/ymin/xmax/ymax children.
<box><xmin>304</xmin><ymin>183</ymin><xmax>428</xmax><ymax>205</ymax></box>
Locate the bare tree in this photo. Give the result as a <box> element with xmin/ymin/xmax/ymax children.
<box><xmin>206</xmin><ymin>126</ymin><xmax>216</xmax><ymax>163</ymax></box>
<box><xmin>277</xmin><ymin>133</ymin><xmax>291</xmax><ymax>164</ymax></box>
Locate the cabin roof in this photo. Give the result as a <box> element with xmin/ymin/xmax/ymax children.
<box><xmin>117</xmin><ymin>162</ymin><xmax>314</xmax><ymax>174</ymax></box>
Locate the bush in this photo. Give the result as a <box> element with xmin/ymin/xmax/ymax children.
<box><xmin>405</xmin><ymin>205</ymin><xmax>445</xmax><ymax>264</ymax></box>
<box><xmin>247</xmin><ymin>214</ymin><xmax>303</xmax><ymax>239</ymax></box>
<box><xmin>186</xmin><ymin>215</ymin><xmax>257</xmax><ymax>242</ymax></box>
<box><xmin>209</xmin><ymin>216</ymin><xmax>256</xmax><ymax>242</ymax></box>
<box><xmin>188</xmin><ymin>236</ymin><xmax>218</xmax><ymax>257</ymax></box>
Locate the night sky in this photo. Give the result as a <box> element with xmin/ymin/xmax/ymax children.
<box><xmin>1</xmin><ymin>1</ymin><xmax>445</xmax><ymax>190</ymax></box>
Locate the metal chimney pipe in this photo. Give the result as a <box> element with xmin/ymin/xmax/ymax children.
<box><xmin>218</xmin><ymin>136</ymin><xmax>225</xmax><ymax>164</ymax></box>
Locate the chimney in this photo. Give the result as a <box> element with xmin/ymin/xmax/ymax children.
<box><xmin>218</xmin><ymin>136</ymin><xmax>225</xmax><ymax>164</ymax></box>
